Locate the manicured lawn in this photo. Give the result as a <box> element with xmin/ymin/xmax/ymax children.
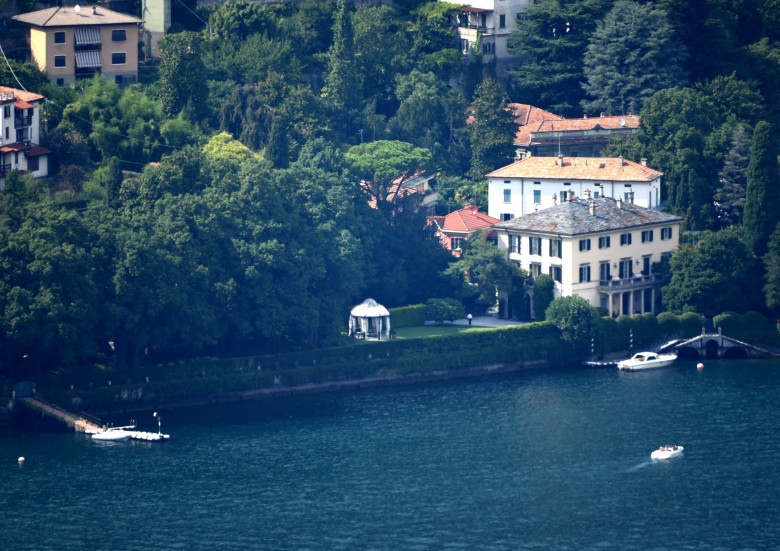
<box><xmin>393</xmin><ymin>324</ymin><xmax>496</xmax><ymax>339</ymax></box>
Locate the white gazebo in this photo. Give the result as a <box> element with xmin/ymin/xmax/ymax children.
<box><xmin>349</xmin><ymin>298</ymin><xmax>391</xmax><ymax>340</ymax></box>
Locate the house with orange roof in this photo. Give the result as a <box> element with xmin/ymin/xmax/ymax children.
<box><xmin>515</xmin><ymin>113</ymin><xmax>640</xmax><ymax>159</ymax></box>
<box><xmin>429</xmin><ymin>205</ymin><xmax>499</xmax><ymax>256</ymax></box>
<box><xmin>0</xmin><ymin>86</ymin><xmax>51</xmax><ymax>187</ymax></box>
<box><xmin>486</xmin><ymin>155</ymin><xmax>663</xmax><ymax>220</ymax></box>
<box><xmin>362</xmin><ymin>171</ymin><xmax>437</xmax><ymax>215</ymax></box>
<box><xmin>13</xmin><ymin>5</ymin><xmax>143</xmax><ymax>86</ymax></box>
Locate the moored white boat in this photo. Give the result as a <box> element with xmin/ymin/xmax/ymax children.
<box><xmin>651</xmin><ymin>445</ymin><xmax>684</xmax><ymax>460</ymax></box>
<box><xmin>91</xmin><ymin>428</ymin><xmax>133</xmax><ymax>441</ymax></box>
<box><xmin>618</xmin><ymin>352</ymin><xmax>677</xmax><ymax>371</ymax></box>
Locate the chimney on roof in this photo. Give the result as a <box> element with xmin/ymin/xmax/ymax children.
<box><xmin>470</xmin><ymin>204</ymin><xmax>479</xmax><ymax>214</ymax></box>
<box><xmin>616</xmin><ymin>196</ymin><xmax>623</xmax><ymax>209</ymax></box>
<box><xmin>619</xmin><ymin>155</ymin><xmax>624</xmax><ymax>167</ymax></box>
<box><xmin>557</xmin><ymin>154</ymin><xmax>564</xmax><ymax>167</ymax></box>
<box><xmin>583</xmin><ymin>114</ymin><xmax>588</xmax><ymax>119</ymax></box>
<box><xmin>589</xmin><ymin>200</ymin><xmax>595</xmax><ymax>216</ymax></box>
<box><xmin>92</xmin><ymin>5</ymin><xmax>97</xmax><ymax>14</ymax></box>
<box><xmin>552</xmin><ymin>193</ymin><xmax>558</xmax><ymax>206</ymax></box>
<box><xmin>627</xmin><ymin>188</ymin><xmax>634</xmax><ymax>204</ymax></box>
<box><xmin>584</xmin><ymin>188</ymin><xmax>591</xmax><ymax>199</ymax></box>
<box><xmin>598</xmin><ymin>183</ymin><xmax>605</xmax><ymax>197</ymax></box>
<box><xmin>640</xmin><ymin>158</ymin><xmax>647</xmax><ymax>167</ymax></box>
<box><xmin>600</xmin><ymin>112</ymin><xmax>605</xmax><ymax>117</ymax></box>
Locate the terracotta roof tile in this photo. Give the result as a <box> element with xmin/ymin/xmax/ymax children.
<box><xmin>442</xmin><ymin>205</ymin><xmax>500</xmax><ymax>232</ymax></box>
<box><xmin>486</xmin><ymin>156</ymin><xmax>662</xmax><ymax>182</ymax></box>
<box><xmin>0</xmin><ymin>86</ymin><xmax>44</xmax><ymax>104</ymax></box>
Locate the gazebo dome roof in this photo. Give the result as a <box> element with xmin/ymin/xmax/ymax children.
<box><xmin>350</xmin><ymin>298</ymin><xmax>390</xmax><ymax>317</ymax></box>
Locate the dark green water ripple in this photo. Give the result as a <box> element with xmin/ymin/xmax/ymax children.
<box><xmin>2</xmin><ymin>359</ymin><xmax>779</xmax><ymax>550</ymax></box>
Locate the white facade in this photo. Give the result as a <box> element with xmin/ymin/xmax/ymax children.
<box><xmin>486</xmin><ymin>156</ymin><xmax>663</xmax><ymax>221</ymax></box>
<box><xmin>0</xmin><ymin>87</ymin><xmax>50</xmax><ymax>188</ymax></box>
<box><xmin>450</xmin><ymin>0</ymin><xmax>532</xmax><ymax>75</ymax></box>
<box><xmin>493</xmin><ymin>197</ymin><xmax>683</xmax><ymax>318</ymax></box>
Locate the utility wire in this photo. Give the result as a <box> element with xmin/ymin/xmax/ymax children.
<box><xmin>0</xmin><ymin>42</ymin><xmax>28</xmax><ymax>91</ymax></box>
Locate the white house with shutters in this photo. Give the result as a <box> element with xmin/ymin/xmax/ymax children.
<box><xmin>492</xmin><ymin>194</ymin><xmax>683</xmax><ymax>319</ymax></box>
<box><xmin>486</xmin><ymin>155</ymin><xmax>664</xmax><ymax>221</ymax></box>
<box><xmin>0</xmin><ymin>86</ymin><xmax>51</xmax><ymax>188</ymax></box>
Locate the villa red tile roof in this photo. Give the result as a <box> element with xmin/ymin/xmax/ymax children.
<box><xmin>12</xmin><ymin>5</ymin><xmax>142</xmax><ymax>27</ymax></box>
<box><xmin>486</xmin><ymin>156</ymin><xmax>663</xmax><ymax>182</ymax></box>
<box><xmin>0</xmin><ymin>86</ymin><xmax>45</xmax><ymax>105</ymax></box>
<box><xmin>508</xmin><ymin>103</ymin><xmax>563</xmax><ymax>146</ymax></box>
<box><xmin>442</xmin><ymin>205</ymin><xmax>500</xmax><ymax>233</ymax></box>
<box><xmin>534</xmin><ymin>114</ymin><xmax>640</xmax><ymax>134</ymax></box>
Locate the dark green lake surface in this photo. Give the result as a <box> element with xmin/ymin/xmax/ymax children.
<box><xmin>2</xmin><ymin>359</ymin><xmax>779</xmax><ymax>550</ymax></box>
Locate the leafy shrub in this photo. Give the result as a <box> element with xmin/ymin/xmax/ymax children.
<box><xmin>425</xmin><ymin>298</ymin><xmax>465</xmax><ymax>324</ymax></box>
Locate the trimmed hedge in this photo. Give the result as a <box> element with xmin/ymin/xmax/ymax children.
<box><xmin>390</xmin><ymin>304</ymin><xmax>426</xmax><ymax>329</ymax></box>
<box><xmin>42</xmin><ymin>322</ymin><xmax>569</xmax><ymax>411</ymax></box>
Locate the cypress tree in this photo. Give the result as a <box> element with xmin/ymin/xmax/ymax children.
<box><xmin>715</xmin><ymin>124</ymin><xmax>751</xmax><ymax>227</ymax></box>
<box><xmin>322</xmin><ymin>0</ymin><xmax>359</xmax><ymax>113</ymax></box>
<box><xmin>744</xmin><ymin>121</ymin><xmax>780</xmax><ymax>256</ymax></box>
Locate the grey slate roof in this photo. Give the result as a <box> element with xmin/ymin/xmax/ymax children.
<box><xmin>493</xmin><ymin>197</ymin><xmax>684</xmax><ymax>236</ymax></box>
<box><xmin>12</xmin><ymin>6</ymin><xmax>142</xmax><ymax>27</ymax></box>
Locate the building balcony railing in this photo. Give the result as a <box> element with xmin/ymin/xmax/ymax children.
<box><xmin>15</xmin><ymin>116</ymin><xmax>32</xmax><ymax>127</ymax></box>
<box><xmin>598</xmin><ymin>274</ymin><xmax>660</xmax><ymax>290</ymax></box>
<box><xmin>0</xmin><ymin>163</ymin><xmax>13</xmax><ymax>176</ymax></box>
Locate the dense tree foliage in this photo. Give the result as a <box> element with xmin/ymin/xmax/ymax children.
<box><xmin>743</xmin><ymin>121</ymin><xmax>780</xmax><ymax>256</ymax></box>
<box><xmin>581</xmin><ymin>0</ymin><xmax>688</xmax><ymax>116</ymax></box>
<box><xmin>662</xmin><ymin>228</ymin><xmax>763</xmax><ymax>316</ymax></box>
<box><xmin>545</xmin><ymin>295</ymin><xmax>600</xmax><ymax>356</ymax></box>
<box><xmin>4</xmin><ymin>0</ymin><xmax>780</xmax><ymax>379</ymax></box>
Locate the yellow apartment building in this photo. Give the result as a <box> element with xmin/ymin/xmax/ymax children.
<box><xmin>13</xmin><ymin>5</ymin><xmax>143</xmax><ymax>86</ymax></box>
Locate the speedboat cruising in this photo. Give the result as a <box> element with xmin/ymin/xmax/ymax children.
<box><xmin>651</xmin><ymin>445</ymin><xmax>683</xmax><ymax>460</ymax></box>
<box><xmin>617</xmin><ymin>352</ymin><xmax>677</xmax><ymax>371</ymax></box>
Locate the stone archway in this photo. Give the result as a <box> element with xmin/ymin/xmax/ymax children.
<box><xmin>705</xmin><ymin>339</ymin><xmax>719</xmax><ymax>359</ymax></box>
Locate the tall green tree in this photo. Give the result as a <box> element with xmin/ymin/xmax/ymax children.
<box><xmin>508</xmin><ymin>0</ymin><xmax>610</xmax><ymax>115</ymax></box>
<box><xmin>545</xmin><ymin>295</ymin><xmax>600</xmax><ymax>357</ymax></box>
<box><xmin>158</xmin><ymin>32</ymin><xmax>208</xmax><ymax>120</ymax></box>
<box><xmin>763</xmin><ymin>222</ymin><xmax>780</xmax><ymax>311</ymax></box>
<box><xmin>743</xmin><ymin>120</ymin><xmax>780</xmax><ymax>256</ymax></box>
<box><xmin>532</xmin><ymin>274</ymin><xmax>555</xmax><ymax>321</ymax></box>
<box><xmin>581</xmin><ymin>0</ymin><xmax>688</xmax><ymax>116</ymax></box>
<box><xmin>714</xmin><ymin>124</ymin><xmax>751</xmax><ymax>227</ymax></box>
<box><xmin>662</xmin><ymin>228</ymin><xmax>762</xmax><ymax>316</ymax></box>
<box><xmin>466</xmin><ymin>79</ymin><xmax>517</xmax><ymax>181</ymax></box>
<box><xmin>344</xmin><ymin>140</ymin><xmax>433</xmax><ymax>218</ymax></box>
<box><xmin>321</xmin><ymin>0</ymin><xmax>359</xmax><ymax>113</ymax></box>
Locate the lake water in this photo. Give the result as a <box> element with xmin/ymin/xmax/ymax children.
<box><xmin>2</xmin><ymin>358</ymin><xmax>779</xmax><ymax>550</ymax></box>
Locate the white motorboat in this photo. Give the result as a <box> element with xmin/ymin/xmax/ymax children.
<box><xmin>92</xmin><ymin>430</ymin><xmax>132</xmax><ymax>441</ymax></box>
<box><xmin>617</xmin><ymin>351</ymin><xmax>677</xmax><ymax>371</ymax></box>
<box><xmin>91</xmin><ymin>427</ymin><xmax>134</xmax><ymax>441</ymax></box>
<box><xmin>651</xmin><ymin>445</ymin><xmax>684</xmax><ymax>460</ymax></box>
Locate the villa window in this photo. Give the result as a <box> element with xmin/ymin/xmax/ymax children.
<box><xmin>499</xmin><ymin>14</ymin><xmax>506</xmax><ymax>28</ymax></box>
<box><xmin>599</xmin><ymin>236</ymin><xmax>610</xmax><ymax>249</ymax></box>
<box><xmin>501</xmin><ymin>213</ymin><xmax>514</xmax><ymax>221</ymax></box>
<box><xmin>641</xmin><ymin>230</ymin><xmax>653</xmax><ymax>243</ymax></box>
<box><xmin>54</xmin><ymin>31</ymin><xmax>66</xmax><ymax>44</ymax></box>
<box><xmin>619</xmin><ymin>258</ymin><xmax>633</xmax><ymax>278</ymax></box>
<box><xmin>504</xmin><ymin>189</ymin><xmax>511</xmax><ymax>203</ymax></box>
<box><xmin>579</xmin><ymin>264</ymin><xmax>591</xmax><ymax>283</ymax></box>
<box><xmin>530</xmin><ymin>263</ymin><xmax>541</xmax><ymax>279</ymax></box>
<box><xmin>620</xmin><ymin>233</ymin><xmax>632</xmax><ymax>246</ymax></box>
<box><xmin>600</xmin><ymin>261</ymin><xmax>610</xmax><ymax>281</ymax></box>
<box><xmin>112</xmin><ymin>29</ymin><xmax>126</xmax><ymax>42</ymax></box>
<box><xmin>549</xmin><ymin>239</ymin><xmax>562</xmax><ymax>258</ymax></box>
<box><xmin>533</xmin><ymin>189</ymin><xmax>541</xmax><ymax>203</ymax></box>
<box><xmin>451</xmin><ymin>237</ymin><xmax>463</xmax><ymax>251</ymax></box>
<box><xmin>530</xmin><ymin>237</ymin><xmax>542</xmax><ymax>255</ymax></box>
<box><xmin>661</xmin><ymin>227</ymin><xmax>672</xmax><ymax>240</ymax></box>
<box><xmin>54</xmin><ymin>55</ymin><xmax>66</xmax><ymax>68</ymax></box>
<box><xmin>549</xmin><ymin>265</ymin><xmax>562</xmax><ymax>283</ymax></box>
<box><xmin>510</xmin><ymin>235</ymin><xmax>521</xmax><ymax>254</ymax></box>
<box><xmin>579</xmin><ymin>239</ymin><xmax>591</xmax><ymax>252</ymax></box>
<box><xmin>112</xmin><ymin>52</ymin><xmax>126</xmax><ymax>65</ymax></box>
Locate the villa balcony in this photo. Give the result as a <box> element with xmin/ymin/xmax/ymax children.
<box><xmin>598</xmin><ymin>273</ymin><xmax>661</xmax><ymax>291</ymax></box>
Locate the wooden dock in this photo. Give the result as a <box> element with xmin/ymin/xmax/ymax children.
<box><xmin>20</xmin><ymin>397</ymin><xmax>101</xmax><ymax>433</ymax></box>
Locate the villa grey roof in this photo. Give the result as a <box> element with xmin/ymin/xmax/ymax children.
<box><xmin>12</xmin><ymin>6</ymin><xmax>142</xmax><ymax>27</ymax></box>
<box><xmin>493</xmin><ymin>197</ymin><xmax>684</xmax><ymax>236</ymax></box>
